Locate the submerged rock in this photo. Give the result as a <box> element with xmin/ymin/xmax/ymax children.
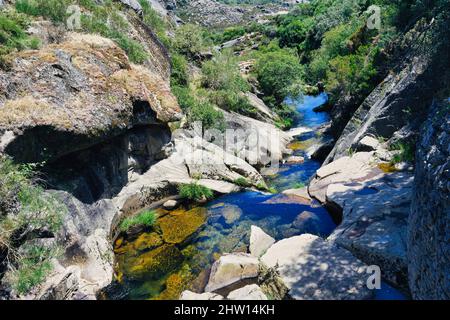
<box><xmin>260</xmin><ymin>234</ymin><xmax>372</xmax><ymax>300</ymax></box>
<box><xmin>132</xmin><ymin>232</ymin><xmax>163</xmax><ymax>253</ymax></box>
<box><xmin>205</xmin><ymin>253</ymin><xmax>259</xmax><ymax>292</ymax></box>
<box><xmin>292</xmin><ymin>211</ymin><xmax>322</xmax><ymax>235</ymax></box>
<box><xmin>227</xmin><ymin>284</ymin><xmax>268</xmax><ymax>300</ymax></box>
<box><xmin>158</xmin><ymin>207</ymin><xmax>207</xmax><ymax>244</ymax></box>
<box><xmin>249</xmin><ymin>226</ymin><xmax>275</xmax><ymax>258</ymax></box>
<box><xmin>126</xmin><ymin>245</ymin><xmax>183</xmax><ymax>280</ymax></box>
<box><xmin>219</xmin><ymin>205</ymin><xmax>243</xmax><ymax>225</ymax></box>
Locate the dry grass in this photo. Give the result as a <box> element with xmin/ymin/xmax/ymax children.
<box><xmin>0</xmin><ymin>96</ymin><xmax>72</xmax><ymax>128</ymax></box>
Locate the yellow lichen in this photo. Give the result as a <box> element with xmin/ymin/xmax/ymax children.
<box><xmin>158</xmin><ymin>207</ymin><xmax>207</xmax><ymax>244</ymax></box>
<box><xmin>126</xmin><ymin>245</ymin><xmax>183</xmax><ymax>279</ymax></box>
<box><xmin>378</xmin><ymin>162</ymin><xmax>398</xmax><ymax>173</ymax></box>
<box><xmin>288</xmin><ymin>139</ymin><xmax>315</xmax><ymax>151</ymax></box>
<box><xmin>152</xmin><ymin>265</ymin><xmax>194</xmax><ymax>300</ymax></box>
<box><xmin>132</xmin><ymin>232</ymin><xmax>163</xmax><ymax>252</ymax></box>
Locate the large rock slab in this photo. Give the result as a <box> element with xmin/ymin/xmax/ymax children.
<box><xmin>0</xmin><ymin>33</ymin><xmax>181</xmax><ymax>164</ymax></box>
<box><xmin>227</xmin><ymin>284</ymin><xmax>268</xmax><ymax>300</ymax></box>
<box><xmin>327</xmin><ymin>172</ymin><xmax>414</xmax><ymax>291</ymax></box>
<box><xmin>309</xmin><ymin>152</ymin><xmax>383</xmax><ymax>204</ymax></box>
<box><xmin>249</xmin><ymin>226</ymin><xmax>275</xmax><ymax>258</ymax></box>
<box><xmin>205</xmin><ymin>253</ymin><xmax>259</xmax><ymax>292</ymax></box>
<box><xmin>310</xmin><ymin>149</ymin><xmax>413</xmax><ymax>290</ymax></box>
<box><xmin>261</xmin><ymin>234</ymin><xmax>372</xmax><ymax>300</ymax></box>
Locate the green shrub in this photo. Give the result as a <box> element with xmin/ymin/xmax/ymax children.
<box><xmin>187</xmin><ymin>100</ymin><xmax>226</xmax><ymax>132</ymax></box>
<box><xmin>389</xmin><ymin>142</ymin><xmax>415</xmax><ymax>164</ymax></box>
<box><xmin>201</xmin><ymin>50</ymin><xmax>249</xmax><ymax>92</ymax></box>
<box><xmin>15</xmin><ymin>0</ymin><xmax>71</xmax><ymax>23</ymax></box>
<box><xmin>234</xmin><ymin>177</ymin><xmax>251</xmax><ymax>187</ymax></box>
<box><xmin>171</xmin><ymin>53</ymin><xmax>189</xmax><ymax>87</ymax></box>
<box><xmin>278</xmin><ymin>17</ymin><xmax>314</xmax><ymax>48</ymax></box>
<box><xmin>255</xmin><ymin>49</ymin><xmax>304</xmax><ymax>106</ymax></box>
<box><xmin>0</xmin><ymin>11</ymin><xmax>41</xmax><ymax>67</ymax></box>
<box><xmin>172</xmin><ymin>86</ymin><xmax>196</xmax><ymax>110</ymax></box>
<box><xmin>120</xmin><ymin>210</ymin><xmax>157</xmax><ymax>232</ymax></box>
<box><xmin>221</xmin><ymin>26</ymin><xmax>246</xmax><ymax>42</ymax></box>
<box><xmin>13</xmin><ymin>244</ymin><xmax>57</xmax><ymax>295</ymax></box>
<box><xmin>172</xmin><ymin>23</ymin><xmax>205</xmax><ymax>58</ymax></box>
<box><xmin>0</xmin><ymin>157</ymin><xmax>66</xmax><ymax>294</ymax></box>
<box><xmin>208</xmin><ymin>90</ymin><xmax>256</xmax><ymax>116</ymax></box>
<box><xmin>179</xmin><ymin>183</ymin><xmax>214</xmax><ymax>202</ymax></box>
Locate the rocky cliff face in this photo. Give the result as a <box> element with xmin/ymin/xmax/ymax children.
<box><xmin>325</xmin><ymin>14</ymin><xmax>450</xmax><ymax>164</ymax></box>
<box><xmin>408</xmin><ymin>100</ymin><xmax>450</xmax><ymax>300</ymax></box>
<box><xmin>307</xmin><ymin>11</ymin><xmax>450</xmax><ymax>298</ymax></box>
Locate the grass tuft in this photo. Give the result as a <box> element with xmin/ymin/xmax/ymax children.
<box><xmin>119</xmin><ymin>210</ymin><xmax>157</xmax><ymax>232</ymax></box>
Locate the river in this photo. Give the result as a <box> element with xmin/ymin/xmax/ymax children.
<box><xmin>104</xmin><ymin>93</ymin><xmax>406</xmax><ymax>300</ymax></box>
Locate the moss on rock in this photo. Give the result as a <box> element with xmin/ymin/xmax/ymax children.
<box><xmin>158</xmin><ymin>207</ymin><xmax>207</xmax><ymax>244</ymax></box>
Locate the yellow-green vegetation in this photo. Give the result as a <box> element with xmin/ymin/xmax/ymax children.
<box><xmin>171</xmin><ymin>23</ymin><xmax>207</xmax><ymax>58</ymax></box>
<box><xmin>158</xmin><ymin>207</ymin><xmax>207</xmax><ymax>244</ymax></box>
<box><xmin>178</xmin><ymin>183</ymin><xmax>214</xmax><ymax>202</ymax></box>
<box><xmin>119</xmin><ymin>210</ymin><xmax>157</xmax><ymax>232</ymax></box>
<box><xmin>153</xmin><ymin>264</ymin><xmax>194</xmax><ymax>300</ymax></box>
<box><xmin>13</xmin><ymin>0</ymin><xmax>171</xmax><ymax>64</ymax></box>
<box><xmin>233</xmin><ymin>177</ymin><xmax>251</xmax><ymax>187</ymax></box>
<box><xmin>0</xmin><ymin>9</ymin><xmax>41</xmax><ymax>67</ymax></box>
<box><xmin>270</xmin><ymin>0</ymin><xmax>446</xmax><ymax>105</ymax></box>
<box><xmin>126</xmin><ymin>245</ymin><xmax>183</xmax><ymax>279</ymax></box>
<box><xmin>0</xmin><ymin>157</ymin><xmax>66</xmax><ymax>294</ymax></box>
<box><xmin>389</xmin><ymin>141</ymin><xmax>415</xmax><ymax>164</ymax></box>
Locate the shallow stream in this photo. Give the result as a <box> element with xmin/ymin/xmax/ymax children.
<box><xmin>105</xmin><ymin>94</ymin><xmax>406</xmax><ymax>300</ymax></box>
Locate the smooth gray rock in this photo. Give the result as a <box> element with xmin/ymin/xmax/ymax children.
<box><xmin>180</xmin><ymin>291</ymin><xmax>224</xmax><ymax>300</ymax></box>
<box><xmin>249</xmin><ymin>226</ymin><xmax>275</xmax><ymax>258</ymax></box>
<box><xmin>162</xmin><ymin>199</ymin><xmax>179</xmax><ymax>210</ymax></box>
<box><xmin>227</xmin><ymin>284</ymin><xmax>268</xmax><ymax>300</ymax></box>
<box><xmin>261</xmin><ymin>234</ymin><xmax>372</xmax><ymax>300</ymax></box>
<box><xmin>205</xmin><ymin>253</ymin><xmax>259</xmax><ymax>292</ymax></box>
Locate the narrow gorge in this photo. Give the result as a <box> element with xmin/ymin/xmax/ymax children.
<box><xmin>0</xmin><ymin>0</ymin><xmax>448</xmax><ymax>301</ymax></box>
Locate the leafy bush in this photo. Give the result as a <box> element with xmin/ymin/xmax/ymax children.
<box><xmin>172</xmin><ymin>23</ymin><xmax>206</xmax><ymax>58</ymax></box>
<box><xmin>278</xmin><ymin>17</ymin><xmax>314</xmax><ymax>48</ymax></box>
<box><xmin>0</xmin><ymin>11</ymin><xmax>41</xmax><ymax>67</ymax></box>
<box><xmin>255</xmin><ymin>49</ymin><xmax>304</xmax><ymax>106</ymax></box>
<box><xmin>201</xmin><ymin>50</ymin><xmax>249</xmax><ymax>92</ymax></box>
<box><xmin>389</xmin><ymin>141</ymin><xmax>415</xmax><ymax>164</ymax></box>
<box><xmin>0</xmin><ymin>157</ymin><xmax>66</xmax><ymax>294</ymax></box>
<box><xmin>12</xmin><ymin>244</ymin><xmax>57</xmax><ymax>295</ymax></box>
<box><xmin>119</xmin><ymin>210</ymin><xmax>157</xmax><ymax>232</ymax></box>
<box><xmin>187</xmin><ymin>99</ymin><xmax>226</xmax><ymax>132</ymax></box>
<box><xmin>221</xmin><ymin>26</ymin><xmax>246</xmax><ymax>42</ymax></box>
<box><xmin>171</xmin><ymin>53</ymin><xmax>189</xmax><ymax>87</ymax></box>
<box><xmin>208</xmin><ymin>90</ymin><xmax>256</xmax><ymax>116</ymax></box>
<box><xmin>179</xmin><ymin>183</ymin><xmax>214</xmax><ymax>202</ymax></box>
<box><xmin>172</xmin><ymin>86</ymin><xmax>226</xmax><ymax>131</ymax></box>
